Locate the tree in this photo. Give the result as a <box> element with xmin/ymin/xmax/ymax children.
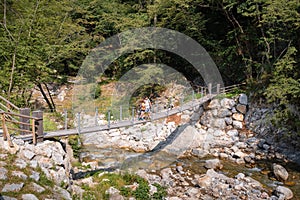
<box><xmin>0</xmin><ymin>0</ymin><xmax>88</xmax><ymax>110</ymax></box>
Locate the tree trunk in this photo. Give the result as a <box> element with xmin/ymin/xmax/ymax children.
<box><xmin>37</xmin><ymin>83</ymin><xmax>55</xmax><ymax>112</ymax></box>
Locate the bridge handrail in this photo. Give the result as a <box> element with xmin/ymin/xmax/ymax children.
<box><xmin>0</xmin><ymin>95</ymin><xmax>20</xmax><ymax>112</ymax></box>
<box><xmin>0</xmin><ymin>111</ymin><xmax>41</xmax><ymax>146</ymax></box>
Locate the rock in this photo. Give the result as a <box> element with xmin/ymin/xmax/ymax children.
<box><xmin>273</xmin><ymin>164</ymin><xmax>289</xmax><ymax>181</ymax></box>
<box><xmin>31</xmin><ymin>182</ymin><xmax>45</xmax><ymax>193</ymax></box>
<box><xmin>224</xmin><ymin>117</ymin><xmax>233</xmax><ymax>125</ymax></box>
<box><xmin>106</xmin><ymin>187</ymin><xmax>124</xmax><ymax>200</ymax></box>
<box><xmin>0</xmin><ymin>167</ymin><xmax>8</xmax><ymax>180</ymax></box>
<box><xmin>2</xmin><ymin>183</ymin><xmax>24</xmax><ymax>192</ymax></box>
<box><xmin>233</xmin><ymin>151</ymin><xmax>246</xmax><ymax>159</ymax></box>
<box><xmin>244</xmin><ymin>156</ymin><xmax>252</xmax><ymax>163</ymax></box>
<box><xmin>219</xmin><ymin>153</ymin><xmax>229</xmax><ymax>159</ymax></box>
<box><xmin>205</xmin><ymin>159</ymin><xmax>223</xmax><ymax>169</ymax></box>
<box><xmin>15</xmin><ymin>158</ymin><xmax>27</xmax><ymax>169</ymax></box>
<box><xmin>54</xmin><ymin>186</ymin><xmax>72</xmax><ymax>200</ymax></box>
<box><xmin>206</xmin><ymin>99</ymin><xmax>221</xmax><ymax>109</ymax></box>
<box><xmin>50</xmin><ymin>167</ymin><xmax>68</xmax><ymax>185</ymax></box>
<box><xmin>52</xmin><ymin>151</ymin><xmax>64</xmax><ymax>166</ymax></box>
<box><xmin>218</xmin><ymin>109</ymin><xmax>232</xmax><ymax>118</ymax></box>
<box><xmin>213</xmin><ymin>130</ymin><xmax>225</xmax><ymax>137</ymax></box>
<box><xmin>232</xmin><ymin>120</ymin><xmax>243</xmax><ymax>129</ymax></box>
<box><xmin>212</xmin><ymin>118</ymin><xmax>226</xmax><ymax>129</ymax></box>
<box><xmin>1</xmin><ymin>196</ymin><xmax>18</xmax><ymax>200</ymax></box>
<box><xmin>30</xmin><ymin>171</ymin><xmax>40</xmax><ymax>181</ymax></box>
<box><xmin>22</xmin><ymin>149</ymin><xmax>35</xmax><ymax>160</ymax></box>
<box><xmin>220</xmin><ymin>98</ymin><xmax>236</xmax><ymax>109</ymax></box>
<box><xmin>232</xmin><ymin>113</ymin><xmax>244</xmax><ymax>121</ymax></box>
<box><xmin>197</xmin><ymin>174</ymin><xmax>212</xmax><ymax>188</ymax></box>
<box><xmin>238</xmin><ymin>94</ymin><xmax>248</xmax><ymax>105</ymax></box>
<box><xmin>236</xmin><ymin>104</ymin><xmax>247</xmax><ymax>114</ymax></box>
<box><xmin>12</xmin><ymin>171</ymin><xmax>28</xmax><ymax>180</ymax></box>
<box><xmin>275</xmin><ymin>186</ymin><xmax>293</xmax><ymax>200</ymax></box>
<box><xmin>227</xmin><ymin>129</ymin><xmax>239</xmax><ymax>137</ymax></box>
<box><xmin>21</xmin><ymin>194</ymin><xmax>39</xmax><ymax>200</ymax></box>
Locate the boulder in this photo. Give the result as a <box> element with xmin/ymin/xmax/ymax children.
<box><xmin>205</xmin><ymin>159</ymin><xmax>223</xmax><ymax>169</ymax></box>
<box><xmin>220</xmin><ymin>98</ymin><xmax>236</xmax><ymax>109</ymax></box>
<box><xmin>275</xmin><ymin>186</ymin><xmax>293</xmax><ymax>200</ymax></box>
<box><xmin>21</xmin><ymin>194</ymin><xmax>39</xmax><ymax>200</ymax></box>
<box><xmin>2</xmin><ymin>183</ymin><xmax>24</xmax><ymax>192</ymax></box>
<box><xmin>238</xmin><ymin>94</ymin><xmax>248</xmax><ymax>105</ymax></box>
<box><xmin>206</xmin><ymin>99</ymin><xmax>221</xmax><ymax>109</ymax></box>
<box><xmin>273</xmin><ymin>164</ymin><xmax>289</xmax><ymax>181</ymax></box>
<box><xmin>236</xmin><ymin>104</ymin><xmax>247</xmax><ymax>114</ymax></box>
<box><xmin>232</xmin><ymin>120</ymin><xmax>243</xmax><ymax>129</ymax></box>
<box><xmin>232</xmin><ymin>113</ymin><xmax>244</xmax><ymax>121</ymax></box>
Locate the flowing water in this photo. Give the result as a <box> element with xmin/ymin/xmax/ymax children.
<box><xmin>80</xmin><ymin>145</ymin><xmax>300</xmax><ymax>199</ymax></box>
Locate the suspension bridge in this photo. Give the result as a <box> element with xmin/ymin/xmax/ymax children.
<box><xmin>0</xmin><ymin>83</ymin><xmax>241</xmax><ymax>147</ymax></box>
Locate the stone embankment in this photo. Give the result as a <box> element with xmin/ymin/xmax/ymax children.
<box><xmin>0</xmin><ymin>138</ymin><xmax>72</xmax><ymax>199</ymax></box>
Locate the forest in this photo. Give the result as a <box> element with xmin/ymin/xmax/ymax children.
<box><xmin>0</xmin><ymin>0</ymin><xmax>299</xmax><ymax>133</ymax></box>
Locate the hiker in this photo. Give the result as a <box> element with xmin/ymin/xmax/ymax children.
<box><xmin>138</xmin><ymin>100</ymin><xmax>146</xmax><ymax>120</ymax></box>
<box><xmin>144</xmin><ymin>96</ymin><xmax>152</xmax><ymax>119</ymax></box>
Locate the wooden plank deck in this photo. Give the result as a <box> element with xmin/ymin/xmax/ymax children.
<box><xmin>16</xmin><ymin>94</ymin><xmax>216</xmax><ymax>141</ymax></box>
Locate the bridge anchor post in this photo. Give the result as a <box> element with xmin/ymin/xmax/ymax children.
<box><xmin>32</xmin><ymin>110</ymin><xmax>44</xmax><ymax>143</ymax></box>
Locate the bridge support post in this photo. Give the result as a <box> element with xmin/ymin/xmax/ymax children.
<box><xmin>32</xmin><ymin>110</ymin><xmax>43</xmax><ymax>143</ymax></box>
<box><xmin>120</xmin><ymin>106</ymin><xmax>122</xmax><ymax>121</ymax></box>
<box><xmin>108</xmin><ymin>110</ymin><xmax>111</xmax><ymax>129</ymax></box>
<box><xmin>20</xmin><ymin>108</ymin><xmax>30</xmax><ymax>135</ymax></box>
<box><xmin>208</xmin><ymin>83</ymin><xmax>212</xmax><ymax>95</ymax></box>
<box><xmin>131</xmin><ymin>107</ymin><xmax>135</xmax><ymax>125</ymax></box>
<box><xmin>64</xmin><ymin>109</ymin><xmax>68</xmax><ymax>130</ymax></box>
<box><xmin>77</xmin><ymin>112</ymin><xmax>81</xmax><ymax>134</ymax></box>
<box><xmin>95</xmin><ymin>108</ymin><xmax>98</xmax><ymax>126</ymax></box>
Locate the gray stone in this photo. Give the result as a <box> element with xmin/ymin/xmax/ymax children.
<box><xmin>275</xmin><ymin>186</ymin><xmax>293</xmax><ymax>200</ymax></box>
<box><xmin>273</xmin><ymin>164</ymin><xmax>289</xmax><ymax>181</ymax></box>
<box><xmin>238</xmin><ymin>94</ymin><xmax>248</xmax><ymax>105</ymax></box>
<box><xmin>50</xmin><ymin>167</ymin><xmax>68</xmax><ymax>185</ymax></box>
<box><xmin>220</xmin><ymin>98</ymin><xmax>236</xmax><ymax>109</ymax></box>
<box><xmin>213</xmin><ymin>130</ymin><xmax>225</xmax><ymax>137</ymax></box>
<box><xmin>232</xmin><ymin>120</ymin><xmax>243</xmax><ymax>129</ymax></box>
<box><xmin>31</xmin><ymin>182</ymin><xmax>45</xmax><ymax>193</ymax></box>
<box><xmin>205</xmin><ymin>159</ymin><xmax>223</xmax><ymax>169</ymax></box>
<box><xmin>30</xmin><ymin>171</ymin><xmax>40</xmax><ymax>181</ymax></box>
<box><xmin>22</xmin><ymin>149</ymin><xmax>35</xmax><ymax>160</ymax></box>
<box><xmin>227</xmin><ymin>129</ymin><xmax>239</xmax><ymax>137</ymax></box>
<box><xmin>12</xmin><ymin>171</ymin><xmax>28</xmax><ymax>180</ymax></box>
<box><xmin>15</xmin><ymin>158</ymin><xmax>27</xmax><ymax>169</ymax></box>
<box><xmin>1</xmin><ymin>196</ymin><xmax>18</xmax><ymax>200</ymax></box>
<box><xmin>212</xmin><ymin>118</ymin><xmax>226</xmax><ymax>129</ymax></box>
<box><xmin>106</xmin><ymin>186</ymin><xmax>124</xmax><ymax>200</ymax></box>
<box><xmin>218</xmin><ymin>109</ymin><xmax>232</xmax><ymax>118</ymax></box>
<box><xmin>0</xmin><ymin>167</ymin><xmax>8</xmax><ymax>180</ymax></box>
<box><xmin>21</xmin><ymin>194</ymin><xmax>39</xmax><ymax>200</ymax></box>
<box><xmin>52</xmin><ymin>151</ymin><xmax>64</xmax><ymax>166</ymax></box>
<box><xmin>224</xmin><ymin>117</ymin><xmax>233</xmax><ymax>125</ymax></box>
<box><xmin>54</xmin><ymin>186</ymin><xmax>72</xmax><ymax>200</ymax></box>
<box><xmin>2</xmin><ymin>183</ymin><xmax>24</xmax><ymax>192</ymax></box>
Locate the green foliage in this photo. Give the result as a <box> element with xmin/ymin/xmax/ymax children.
<box><xmin>265</xmin><ymin>46</ymin><xmax>300</xmax><ymax>133</ymax></box>
<box><xmin>68</xmin><ymin>135</ymin><xmax>82</xmax><ymax>158</ymax></box>
<box><xmin>76</xmin><ymin>172</ymin><xmax>166</xmax><ymax>200</ymax></box>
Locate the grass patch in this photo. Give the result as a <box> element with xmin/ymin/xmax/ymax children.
<box><xmin>75</xmin><ymin>172</ymin><xmax>167</xmax><ymax>200</ymax></box>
